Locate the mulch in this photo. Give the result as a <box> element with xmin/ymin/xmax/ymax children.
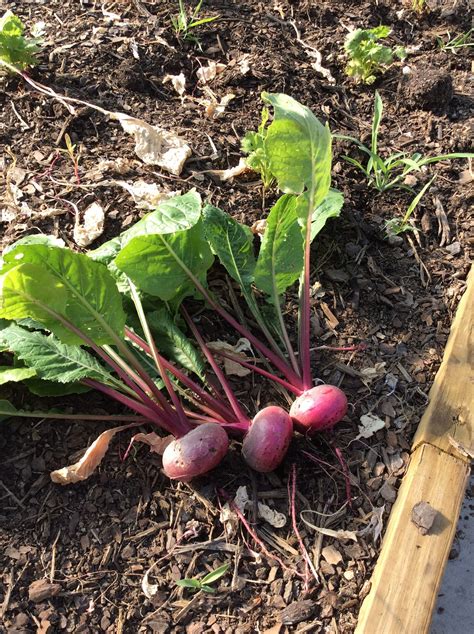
<box><xmin>0</xmin><ymin>0</ymin><xmax>472</xmax><ymax>632</ymax></box>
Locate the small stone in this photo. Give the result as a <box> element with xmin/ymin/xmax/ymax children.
<box><xmin>445</xmin><ymin>241</ymin><xmax>461</xmax><ymax>255</ymax></box>
<box><xmin>322</xmin><ymin>545</ymin><xmax>343</xmax><ymax>565</ymax></box>
<box><xmin>379</xmin><ymin>481</ymin><xmax>397</xmax><ymax>503</ymax></box>
<box><xmin>411</xmin><ymin>501</ymin><xmax>438</xmax><ymax>535</ymax></box>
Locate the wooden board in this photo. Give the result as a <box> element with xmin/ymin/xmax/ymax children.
<box><xmin>413</xmin><ymin>266</ymin><xmax>473</xmax><ymax>459</ymax></box>
<box><xmin>356</xmin><ymin>443</ymin><xmax>470</xmax><ymax>634</ymax></box>
<box><xmin>356</xmin><ymin>269</ymin><xmax>473</xmax><ymax>633</ymax></box>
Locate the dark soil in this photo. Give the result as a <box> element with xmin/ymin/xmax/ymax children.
<box><xmin>1</xmin><ymin>0</ymin><xmax>473</xmax><ymax>632</ymax></box>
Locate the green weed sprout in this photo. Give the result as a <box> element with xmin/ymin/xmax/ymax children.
<box><xmin>171</xmin><ymin>0</ymin><xmax>219</xmax><ymax>47</ymax></box>
<box><xmin>385</xmin><ymin>176</ymin><xmax>435</xmax><ymax>237</ymax></box>
<box><xmin>241</xmin><ymin>107</ymin><xmax>275</xmax><ymax>190</ymax></box>
<box><xmin>437</xmin><ymin>29</ymin><xmax>473</xmax><ymax>54</ymax></box>
<box><xmin>344</xmin><ymin>26</ymin><xmax>406</xmax><ymax>84</ymax></box>
<box><xmin>176</xmin><ymin>563</ymin><xmax>230</xmax><ymax>594</ymax></box>
<box><xmin>0</xmin><ymin>10</ymin><xmax>41</xmax><ymax>72</ymax></box>
<box><xmin>336</xmin><ymin>91</ymin><xmax>474</xmax><ymax>193</ymax></box>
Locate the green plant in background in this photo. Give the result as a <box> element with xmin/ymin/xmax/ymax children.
<box><xmin>437</xmin><ymin>28</ymin><xmax>473</xmax><ymax>53</ymax></box>
<box><xmin>176</xmin><ymin>563</ymin><xmax>230</xmax><ymax>593</ymax></box>
<box><xmin>335</xmin><ymin>91</ymin><xmax>474</xmax><ymax>193</ymax></box>
<box><xmin>412</xmin><ymin>0</ymin><xmax>426</xmax><ymax>13</ymax></box>
<box><xmin>0</xmin><ymin>10</ymin><xmax>41</xmax><ymax>71</ymax></box>
<box><xmin>241</xmin><ymin>107</ymin><xmax>275</xmax><ymax>190</ymax></box>
<box><xmin>171</xmin><ymin>0</ymin><xmax>219</xmax><ymax>46</ymax></box>
<box><xmin>385</xmin><ymin>176</ymin><xmax>435</xmax><ymax>237</ymax></box>
<box><xmin>344</xmin><ymin>26</ymin><xmax>406</xmax><ymax>84</ymax></box>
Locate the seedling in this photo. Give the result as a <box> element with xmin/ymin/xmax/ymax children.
<box><xmin>60</xmin><ymin>133</ymin><xmax>81</xmax><ymax>184</ymax></box>
<box><xmin>344</xmin><ymin>26</ymin><xmax>406</xmax><ymax>84</ymax></box>
<box><xmin>336</xmin><ymin>91</ymin><xmax>473</xmax><ymax>193</ymax></box>
<box><xmin>385</xmin><ymin>176</ymin><xmax>435</xmax><ymax>237</ymax></box>
<box><xmin>241</xmin><ymin>107</ymin><xmax>275</xmax><ymax>190</ymax></box>
<box><xmin>176</xmin><ymin>563</ymin><xmax>230</xmax><ymax>593</ymax></box>
<box><xmin>412</xmin><ymin>0</ymin><xmax>426</xmax><ymax>13</ymax></box>
<box><xmin>0</xmin><ymin>10</ymin><xmax>41</xmax><ymax>72</ymax></box>
<box><xmin>170</xmin><ymin>0</ymin><xmax>219</xmax><ymax>47</ymax></box>
<box><xmin>437</xmin><ymin>29</ymin><xmax>473</xmax><ymax>53</ymax></box>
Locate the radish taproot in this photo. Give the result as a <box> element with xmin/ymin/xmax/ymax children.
<box><xmin>242</xmin><ymin>406</ymin><xmax>293</xmax><ymax>472</ymax></box>
<box><xmin>289</xmin><ymin>385</ymin><xmax>348</xmax><ymax>433</ymax></box>
<box><xmin>162</xmin><ymin>423</ymin><xmax>229</xmax><ymax>481</ymax></box>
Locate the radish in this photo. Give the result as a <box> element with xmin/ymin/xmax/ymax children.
<box><xmin>242</xmin><ymin>406</ymin><xmax>293</xmax><ymax>472</ymax></box>
<box><xmin>162</xmin><ymin>423</ymin><xmax>229</xmax><ymax>481</ymax></box>
<box><xmin>289</xmin><ymin>385</ymin><xmax>348</xmax><ymax>434</ymax></box>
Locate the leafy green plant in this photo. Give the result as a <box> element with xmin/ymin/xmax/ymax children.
<box><xmin>385</xmin><ymin>176</ymin><xmax>435</xmax><ymax>237</ymax></box>
<box><xmin>336</xmin><ymin>91</ymin><xmax>473</xmax><ymax>192</ymax></box>
<box><xmin>344</xmin><ymin>26</ymin><xmax>406</xmax><ymax>84</ymax></box>
<box><xmin>241</xmin><ymin>107</ymin><xmax>275</xmax><ymax>190</ymax></box>
<box><xmin>437</xmin><ymin>29</ymin><xmax>473</xmax><ymax>53</ymax></box>
<box><xmin>176</xmin><ymin>563</ymin><xmax>230</xmax><ymax>593</ymax></box>
<box><xmin>170</xmin><ymin>0</ymin><xmax>219</xmax><ymax>46</ymax></box>
<box><xmin>0</xmin><ymin>10</ymin><xmax>41</xmax><ymax>71</ymax></box>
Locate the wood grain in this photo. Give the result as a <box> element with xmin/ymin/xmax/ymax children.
<box><xmin>356</xmin><ymin>269</ymin><xmax>473</xmax><ymax>633</ymax></box>
<box><xmin>413</xmin><ymin>267</ymin><xmax>473</xmax><ymax>459</ymax></box>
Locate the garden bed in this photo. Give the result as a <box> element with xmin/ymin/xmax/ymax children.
<box><xmin>0</xmin><ymin>1</ymin><xmax>472</xmax><ymax>632</ymax></box>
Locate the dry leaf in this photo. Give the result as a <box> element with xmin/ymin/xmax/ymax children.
<box><xmin>358</xmin><ymin>505</ymin><xmax>385</xmax><ymax>543</ymax></box>
<box><xmin>203</xmin><ymin>93</ymin><xmax>236</xmax><ymax>119</ymax></box>
<box><xmin>110</xmin><ymin>112</ymin><xmax>191</xmax><ymax>175</ymax></box>
<box><xmin>142</xmin><ymin>562</ymin><xmax>160</xmax><ymax>599</ymax></box>
<box><xmin>355</xmin><ymin>413</ymin><xmax>386</xmax><ymax>441</ymax></box>
<box><xmin>163</xmin><ymin>72</ymin><xmax>186</xmax><ymax>99</ymax></box>
<box><xmin>411</xmin><ymin>501</ymin><xmax>437</xmax><ymax>535</ymax></box>
<box><xmin>128</xmin><ymin>432</ymin><xmax>173</xmax><ymax>456</ymax></box>
<box><xmin>238</xmin><ymin>54</ymin><xmax>251</xmax><ymax>75</ymax></box>
<box><xmin>321</xmin><ymin>545</ymin><xmax>343</xmax><ymax>565</ymax></box>
<box><xmin>50</xmin><ymin>423</ymin><xmax>138</xmax><ymax>484</ymax></box>
<box><xmin>73</xmin><ymin>201</ymin><xmax>105</xmax><ymax>247</ymax></box>
<box><xmin>207</xmin><ymin>158</ymin><xmax>249</xmax><ymax>182</ymax></box>
<box><xmin>196</xmin><ymin>61</ymin><xmax>226</xmax><ymax>83</ymax></box>
<box><xmin>251</xmin><ymin>219</ymin><xmax>267</xmax><ymax>237</ymax></box>
<box><xmin>360</xmin><ymin>362</ymin><xmax>386</xmax><ymax>384</ymax></box>
<box><xmin>257</xmin><ymin>502</ymin><xmax>287</xmax><ymax>528</ymax></box>
<box><xmin>115</xmin><ymin>179</ymin><xmax>179</xmax><ymax>210</ymax></box>
<box><xmin>207</xmin><ymin>338</ymin><xmax>252</xmax><ymax>376</ymax></box>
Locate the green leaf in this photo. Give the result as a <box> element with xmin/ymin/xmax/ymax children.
<box><xmin>25</xmin><ymin>379</ymin><xmax>91</xmax><ymax>396</ymax></box>
<box><xmin>254</xmin><ymin>194</ymin><xmax>304</xmax><ymax>297</ymax></box>
<box><xmin>1</xmin><ymin>245</ymin><xmax>125</xmax><ymax>345</ymax></box>
<box><xmin>146</xmin><ymin>308</ymin><xmax>206</xmax><ymax>379</ymax></box>
<box><xmin>201</xmin><ymin>563</ymin><xmax>230</xmax><ymax>585</ymax></box>
<box><xmin>176</xmin><ymin>579</ymin><xmax>201</xmax><ymax>590</ymax></box>
<box><xmin>311</xmin><ymin>189</ymin><xmax>344</xmax><ymax>241</ymax></box>
<box><xmin>262</xmin><ymin>92</ymin><xmax>332</xmax><ymax>207</ymax></box>
<box><xmin>0</xmin><ymin>263</ymin><xmax>68</xmax><ymax>327</ymax></box>
<box><xmin>115</xmin><ymin>220</ymin><xmax>214</xmax><ymax>303</ymax></box>
<box><xmin>0</xmin><ymin>365</ymin><xmax>36</xmax><ymax>385</ymax></box>
<box><xmin>202</xmin><ymin>204</ymin><xmax>256</xmax><ymax>290</ymax></box>
<box><xmin>371</xmin><ymin>91</ymin><xmax>383</xmax><ymax>156</ymax></box>
<box><xmin>0</xmin><ymin>324</ymin><xmax>115</xmax><ymax>384</ymax></box>
<box><xmin>0</xmin><ymin>10</ymin><xmax>41</xmax><ymax>70</ymax></box>
<box><xmin>121</xmin><ymin>191</ymin><xmax>202</xmax><ymax>243</ymax></box>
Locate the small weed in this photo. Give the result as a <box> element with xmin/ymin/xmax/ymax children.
<box><xmin>171</xmin><ymin>0</ymin><xmax>219</xmax><ymax>48</ymax></box>
<box><xmin>335</xmin><ymin>91</ymin><xmax>473</xmax><ymax>193</ymax></box>
<box><xmin>385</xmin><ymin>176</ymin><xmax>435</xmax><ymax>237</ymax></box>
<box><xmin>437</xmin><ymin>28</ymin><xmax>473</xmax><ymax>53</ymax></box>
<box><xmin>412</xmin><ymin>0</ymin><xmax>426</xmax><ymax>13</ymax></box>
<box><xmin>344</xmin><ymin>26</ymin><xmax>406</xmax><ymax>84</ymax></box>
<box><xmin>176</xmin><ymin>563</ymin><xmax>230</xmax><ymax>594</ymax></box>
<box><xmin>60</xmin><ymin>133</ymin><xmax>81</xmax><ymax>184</ymax></box>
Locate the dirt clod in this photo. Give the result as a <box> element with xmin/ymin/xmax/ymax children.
<box><xmin>403</xmin><ymin>66</ymin><xmax>454</xmax><ymax>112</ymax></box>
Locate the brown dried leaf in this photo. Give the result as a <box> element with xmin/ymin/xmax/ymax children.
<box><xmin>207</xmin><ymin>339</ymin><xmax>252</xmax><ymax>376</ymax></box>
<box><xmin>50</xmin><ymin>423</ymin><xmax>138</xmax><ymax>485</ymax></box>
<box><xmin>129</xmin><ymin>432</ymin><xmax>173</xmax><ymax>456</ymax></box>
<box><xmin>207</xmin><ymin>158</ymin><xmax>249</xmax><ymax>182</ymax></box>
<box><xmin>321</xmin><ymin>545</ymin><xmax>343</xmax><ymax>565</ymax></box>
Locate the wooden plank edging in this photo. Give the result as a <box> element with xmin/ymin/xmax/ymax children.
<box><xmin>356</xmin><ymin>267</ymin><xmax>473</xmax><ymax>634</ymax></box>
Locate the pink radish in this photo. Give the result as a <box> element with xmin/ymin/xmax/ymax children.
<box><xmin>162</xmin><ymin>423</ymin><xmax>229</xmax><ymax>481</ymax></box>
<box><xmin>290</xmin><ymin>385</ymin><xmax>348</xmax><ymax>434</ymax></box>
<box><xmin>242</xmin><ymin>405</ymin><xmax>293</xmax><ymax>473</ymax></box>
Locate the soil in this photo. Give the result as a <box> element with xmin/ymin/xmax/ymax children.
<box><xmin>0</xmin><ymin>0</ymin><xmax>473</xmax><ymax>633</ymax></box>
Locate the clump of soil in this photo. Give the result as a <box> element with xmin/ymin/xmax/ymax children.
<box><xmin>404</xmin><ymin>65</ymin><xmax>454</xmax><ymax>112</ymax></box>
